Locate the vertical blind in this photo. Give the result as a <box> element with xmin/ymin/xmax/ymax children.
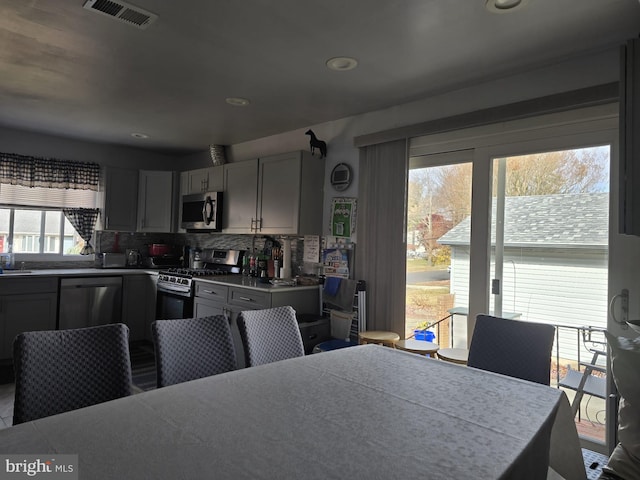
<box><xmin>355</xmin><ymin>139</ymin><xmax>408</xmax><ymax>335</ymax></box>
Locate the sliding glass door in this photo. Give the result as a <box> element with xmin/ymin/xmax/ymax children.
<box><xmin>406</xmin><ymin>105</ymin><xmax>619</xmax><ymax>451</ymax></box>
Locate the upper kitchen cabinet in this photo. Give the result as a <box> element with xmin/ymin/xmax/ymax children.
<box><xmin>258</xmin><ymin>151</ymin><xmax>324</xmax><ymax>235</ymax></box>
<box><xmin>137</xmin><ymin>170</ymin><xmax>176</xmax><ymax>232</ymax></box>
<box><xmin>183</xmin><ymin>166</ymin><xmax>224</xmax><ymax>195</ymax></box>
<box><xmin>222</xmin><ymin>151</ymin><xmax>324</xmax><ymax>235</ymax></box>
<box><xmin>102</xmin><ymin>167</ymin><xmax>138</xmax><ymax>231</ymax></box>
<box><xmin>222</xmin><ymin>159</ymin><xmax>259</xmax><ymax>234</ymax></box>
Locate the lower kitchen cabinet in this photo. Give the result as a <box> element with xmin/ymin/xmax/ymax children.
<box><xmin>194</xmin><ymin>281</ymin><xmax>320</xmax><ymax>318</ymax></box>
<box><xmin>193</xmin><ymin>280</ymin><xmax>320</xmax><ymax>368</ymax></box>
<box><xmin>193</xmin><ymin>297</ymin><xmax>226</xmax><ymax>318</ymax></box>
<box><xmin>0</xmin><ymin>278</ymin><xmax>58</xmax><ymax>359</ymax></box>
<box><xmin>122</xmin><ymin>273</ymin><xmax>157</xmax><ymax>341</ymax></box>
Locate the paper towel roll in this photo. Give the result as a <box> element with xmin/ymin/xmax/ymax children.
<box><xmin>280</xmin><ymin>239</ymin><xmax>291</xmax><ymax>279</ymax></box>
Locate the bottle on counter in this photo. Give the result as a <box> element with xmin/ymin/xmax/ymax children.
<box><xmin>5</xmin><ymin>245</ymin><xmax>14</xmax><ymax>270</ymax></box>
<box><xmin>242</xmin><ymin>254</ymin><xmax>250</xmax><ymax>276</ymax></box>
<box><xmin>249</xmin><ymin>250</ymin><xmax>257</xmax><ymax>277</ymax></box>
<box><xmin>257</xmin><ymin>255</ymin><xmax>267</xmax><ymax>278</ymax></box>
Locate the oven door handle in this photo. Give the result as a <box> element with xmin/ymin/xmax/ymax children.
<box><xmin>157</xmin><ymin>284</ymin><xmax>191</xmax><ymax>296</ymax></box>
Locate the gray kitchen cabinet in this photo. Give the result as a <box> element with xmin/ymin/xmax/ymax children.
<box><xmin>103</xmin><ymin>167</ymin><xmax>138</xmax><ymax>231</ymax></box>
<box><xmin>193</xmin><ymin>280</ymin><xmax>320</xmax><ymax>368</ymax></box>
<box><xmin>137</xmin><ymin>170</ymin><xmax>175</xmax><ymax>232</ymax></box>
<box><xmin>195</xmin><ymin>281</ymin><xmax>319</xmax><ymax>316</ymax></box>
<box><xmin>193</xmin><ymin>282</ymin><xmax>229</xmax><ymax>317</ymax></box>
<box><xmin>193</xmin><ymin>282</ymin><xmax>242</xmax><ymax>366</ymax></box>
<box><xmin>0</xmin><ymin>278</ymin><xmax>58</xmax><ymax>359</ymax></box>
<box><xmin>228</xmin><ymin>285</ymin><xmax>320</xmax><ymax>314</ymax></box>
<box><xmin>257</xmin><ymin>151</ymin><xmax>325</xmax><ymax>235</ymax></box>
<box><xmin>222</xmin><ymin>151</ymin><xmax>324</xmax><ymax>235</ymax></box>
<box><xmin>184</xmin><ymin>166</ymin><xmax>224</xmax><ymax>195</ymax></box>
<box><xmin>228</xmin><ymin>287</ymin><xmax>270</xmax><ymax>310</ymax></box>
<box><xmin>193</xmin><ymin>296</ymin><xmax>226</xmax><ymax>318</ymax></box>
<box><xmin>222</xmin><ymin>159</ymin><xmax>259</xmax><ymax>234</ymax></box>
<box><xmin>122</xmin><ymin>273</ymin><xmax>157</xmax><ymax>341</ymax></box>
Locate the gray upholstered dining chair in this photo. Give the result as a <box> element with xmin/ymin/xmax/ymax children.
<box><xmin>467</xmin><ymin>314</ymin><xmax>556</xmax><ymax>385</ymax></box>
<box><xmin>237</xmin><ymin>306</ymin><xmax>305</xmax><ymax>367</ymax></box>
<box><xmin>13</xmin><ymin>323</ymin><xmax>133</xmax><ymax>425</ymax></box>
<box><xmin>151</xmin><ymin>315</ymin><xmax>237</xmax><ymax>388</ymax></box>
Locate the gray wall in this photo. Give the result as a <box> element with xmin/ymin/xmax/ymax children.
<box><xmin>0</xmin><ymin>126</ymin><xmax>178</xmax><ymax>171</ymax></box>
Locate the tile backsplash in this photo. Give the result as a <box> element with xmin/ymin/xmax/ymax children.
<box><xmin>19</xmin><ymin>232</ymin><xmax>310</xmax><ymax>273</ymax></box>
<box><xmin>96</xmin><ymin>231</ymin><xmax>306</xmax><ymax>273</ymax></box>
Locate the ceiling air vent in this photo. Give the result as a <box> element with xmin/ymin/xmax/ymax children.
<box><xmin>83</xmin><ymin>0</ymin><xmax>157</xmax><ymax>30</ymax></box>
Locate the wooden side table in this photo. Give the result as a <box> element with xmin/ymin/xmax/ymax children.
<box><xmin>436</xmin><ymin>347</ymin><xmax>469</xmax><ymax>365</ymax></box>
<box><xmin>358</xmin><ymin>331</ymin><xmax>400</xmax><ymax>346</ymax></box>
<box><xmin>394</xmin><ymin>339</ymin><xmax>439</xmax><ymax>357</ymax></box>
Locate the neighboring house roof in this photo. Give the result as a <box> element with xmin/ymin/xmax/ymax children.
<box><xmin>438</xmin><ymin>192</ymin><xmax>608</xmax><ymax>248</ymax></box>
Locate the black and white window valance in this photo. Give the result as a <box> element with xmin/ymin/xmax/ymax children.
<box><xmin>0</xmin><ymin>152</ymin><xmax>100</xmax><ymax>191</ymax></box>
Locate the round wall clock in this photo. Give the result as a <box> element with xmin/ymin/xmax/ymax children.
<box><xmin>330</xmin><ymin>163</ymin><xmax>352</xmax><ymax>191</ymax></box>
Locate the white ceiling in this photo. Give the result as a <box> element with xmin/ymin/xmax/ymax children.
<box><xmin>1</xmin><ymin>0</ymin><xmax>639</xmax><ymax>154</ymax></box>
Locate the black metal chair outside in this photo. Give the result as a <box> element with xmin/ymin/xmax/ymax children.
<box><xmin>467</xmin><ymin>314</ymin><xmax>556</xmax><ymax>385</ymax></box>
<box><xmin>558</xmin><ymin>326</ymin><xmax>607</xmax><ymax>417</ymax></box>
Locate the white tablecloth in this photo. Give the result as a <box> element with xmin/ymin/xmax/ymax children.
<box><xmin>0</xmin><ymin>345</ymin><xmax>585</xmax><ymax>479</ymax></box>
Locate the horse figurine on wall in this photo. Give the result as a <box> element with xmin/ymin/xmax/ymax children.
<box><xmin>305</xmin><ymin>129</ymin><xmax>327</xmax><ymax>158</ymax></box>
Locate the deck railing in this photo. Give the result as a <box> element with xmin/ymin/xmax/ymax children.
<box><xmin>435</xmin><ymin>317</ymin><xmax>613</xmax><ymax>446</ymax></box>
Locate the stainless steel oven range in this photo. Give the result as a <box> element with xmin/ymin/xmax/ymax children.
<box><xmin>155</xmin><ymin>249</ymin><xmax>243</xmax><ymax>319</ymax></box>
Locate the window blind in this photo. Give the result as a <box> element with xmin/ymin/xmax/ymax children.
<box><xmin>0</xmin><ymin>183</ymin><xmax>97</xmax><ymax>209</ymax></box>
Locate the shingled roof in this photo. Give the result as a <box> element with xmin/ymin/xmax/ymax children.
<box><xmin>438</xmin><ymin>192</ymin><xmax>608</xmax><ymax>248</ymax></box>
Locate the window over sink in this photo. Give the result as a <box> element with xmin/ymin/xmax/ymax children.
<box><xmin>0</xmin><ymin>184</ymin><xmax>98</xmax><ymax>260</ymax></box>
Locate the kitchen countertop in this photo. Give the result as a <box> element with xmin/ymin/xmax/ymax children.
<box><xmin>194</xmin><ymin>275</ymin><xmax>320</xmax><ymax>293</ymax></box>
<box><xmin>0</xmin><ymin>269</ymin><xmax>319</xmax><ymax>293</ymax></box>
<box><xmin>0</xmin><ymin>268</ymin><xmax>159</xmax><ymax>278</ymax></box>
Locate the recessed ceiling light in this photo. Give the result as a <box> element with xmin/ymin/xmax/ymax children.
<box><xmin>225</xmin><ymin>97</ymin><xmax>251</xmax><ymax>106</ymax></box>
<box><xmin>130</xmin><ymin>132</ymin><xmax>149</xmax><ymax>139</ymax></box>
<box><xmin>485</xmin><ymin>0</ymin><xmax>529</xmax><ymax>13</ymax></box>
<box><xmin>326</xmin><ymin>57</ymin><xmax>358</xmax><ymax>71</ymax></box>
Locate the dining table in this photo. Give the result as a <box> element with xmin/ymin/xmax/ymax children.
<box><xmin>0</xmin><ymin>344</ymin><xmax>585</xmax><ymax>480</ymax></box>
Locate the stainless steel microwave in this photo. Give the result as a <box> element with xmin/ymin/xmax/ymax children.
<box><xmin>181</xmin><ymin>191</ymin><xmax>223</xmax><ymax>231</ymax></box>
